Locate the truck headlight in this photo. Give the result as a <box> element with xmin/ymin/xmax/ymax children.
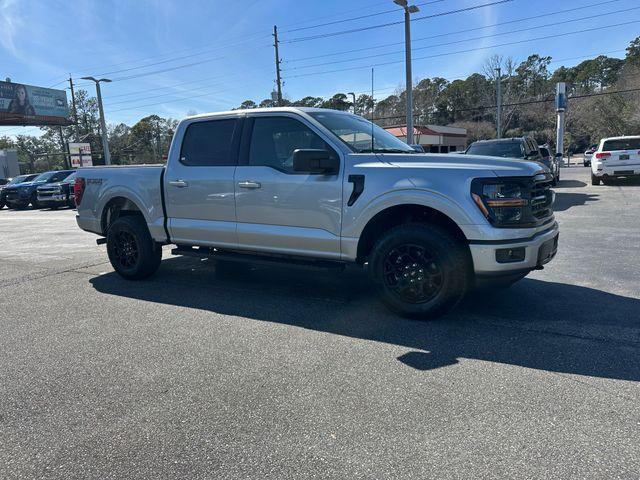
<box><xmin>472</xmin><ymin>180</ymin><xmax>528</xmax><ymax>226</ymax></box>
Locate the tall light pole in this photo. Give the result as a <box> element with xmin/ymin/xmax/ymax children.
<box><xmin>495</xmin><ymin>67</ymin><xmax>502</xmax><ymax>139</ymax></box>
<box><xmin>394</xmin><ymin>0</ymin><xmax>419</xmax><ymax>145</ymax></box>
<box><xmin>347</xmin><ymin>92</ymin><xmax>357</xmax><ymax>114</ymax></box>
<box><xmin>81</xmin><ymin>76</ymin><xmax>112</xmax><ymax>165</ymax></box>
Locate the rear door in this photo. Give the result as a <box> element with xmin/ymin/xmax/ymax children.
<box><xmin>602</xmin><ymin>137</ymin><xmax>640</xmax><ymax>168</ymax></box>
<box><xmin>164</xmin><ymin>116</ymin><xmax>242</xmax><ymax>248</ymax></box>
<box><xmin>234</xmin><ymin>113</ymin><xmax>344</xmax><ymax>259</ymax></box>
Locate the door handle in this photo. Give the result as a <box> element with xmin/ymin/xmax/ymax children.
<box><xmin>169</xmin><ymin>180</ymin><xmax>189</xmax><ymax>188</ymax></box>
<box><xmin>238</xmin><ymin>181</ymin><xmax>261</xmax><ymax>189</ymax></box>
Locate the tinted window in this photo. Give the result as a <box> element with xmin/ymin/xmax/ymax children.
<box><xmin>466</xmin><ymin>141</ymin><xmax>524</xmax><ymax>158</ymax></box>
<box><xmin>180</xmin><ymin>119</ymin><xmax>238</xmax><ymax>166</ymax></box>
<box><xmin>539</xmin><ymin>147</ymin><xmax>550</xmax><ymax>157</ymax></box>
<box><xmin>49</xmin><ymin>171</ymin><xmax>75</xmax><ymax>183</ymax></box>
<box><xmin>602</xmin><ymin>138</ymin><xmax>640</xmax><ymax>151</ymax></box>
<box><xmin>249</xmin><ymin>117</ymin><xmax>329</xmax><ymax>172</ymax></box>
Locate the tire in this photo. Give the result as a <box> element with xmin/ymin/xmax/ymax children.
<box><xmin>12</xmin><ymin>201</ymin><xmax>29</xmax><ymax>210</ymax></box>
<box><xmin>30</xmin><ymin>193</ymin><xmax>40</xmax><ymax>209</ymax></box>
<box><xmin>368</xmin><ymin>223</ymin><xmax>471</xmax><ymax>319</ymax></box>
<box><xmin>591</xmin><ymin>173</ymin><xmax>600</xmax><ymax>186</ymax></box>
<box><xmin>106</xmin><ymin>215</ymin><xmax>162</xmax><ymax>280</ymax></box>
<box><xmin>0</xmin><ymin>201</ymin><xmax>5</xmax><ymax>209</ymax></box>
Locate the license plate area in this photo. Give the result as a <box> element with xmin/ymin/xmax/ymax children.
<box><xmin>537</xmin><ymin>234</ymin><xmax>559</xmax><ymax>266</ymax></box>
<box><xmin>619</xmin><ymin>154</ymin><xmax>629</xmax><ymax>160</ymax></box>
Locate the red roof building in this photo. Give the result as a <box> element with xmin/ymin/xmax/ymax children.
<box><xmin>384</xmin><ymin>124</ymin><xmax>468</xmax><ymax>153</ymax></box>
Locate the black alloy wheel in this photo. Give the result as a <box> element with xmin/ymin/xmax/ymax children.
<box><xmin>382</xmin><ymin>244</ymin><xmax>444</xmax><ymax>304</ymax></box>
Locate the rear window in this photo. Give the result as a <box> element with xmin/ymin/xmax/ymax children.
<box><xmin>466</xmin><ymin>141</ymin><xmax>524</xmax><ymax>158</ymax></box>
<box><xmin>180</xmin><ymin>119</ymin><xmax>238</xmax><ymax>166</ymax></box>
<box><xmin>602</xmin><ymin>138</ymin><xmax>640</xmax><ymax>151</ymax></box>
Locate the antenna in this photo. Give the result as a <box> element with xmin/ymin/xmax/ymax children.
<box><xmin>371</xmin><ymin>67</ymin><xmax>374</xmax><ymax>152</ymax></box>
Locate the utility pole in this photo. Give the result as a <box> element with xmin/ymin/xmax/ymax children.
<box><xmin>68</xmin><ymin>76</ymin><xmax>80</xmax><ymax>142</ymax></box>
<box><xmin>81</xmin><ymin>76</ymin><xmax>112</xmax><ymax>165</ymax></box>
<box><xmin>273</xmin><ymin>25</ymin><xmax>283</xmax><ymax>107</ymax></box>
<box><xmin>394</xmin><ymin>0</ymin><xmax>419</xmax><ymax>145</ymax></box>
<box><xmin>495</xmin><ymin>67</ymin><xmax>502</xmax><ymax>139</ymax></box>
<box><xmin>58</xmin><ymin>126</ymin><xmax>70</xmax><ymax>169</ymax></box>
<box><xmin>156</xmin><ymin>122</ymin><xmax>162</xmax><ymax>163</ymax></box>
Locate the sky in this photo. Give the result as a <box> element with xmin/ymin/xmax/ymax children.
<box><xmin>1</xmin><ymin>0</ymin><xmax>639</xmax><ymax>137</ymax></box>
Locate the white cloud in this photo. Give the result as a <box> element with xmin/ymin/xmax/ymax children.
<box><xmin>0</xmin><ymin>0</ymin><xmax>24</xmax><ymax>56</ymax></box>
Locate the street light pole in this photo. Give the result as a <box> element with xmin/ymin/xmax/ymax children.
<box><xmin>81</xmin><ymin>76</ymin><xmax>112</xmax><ymax>165</ymax></box>
<box><xmin>394</xmin><ymin>0</ymin><xmax>419</xmax><ymax>145</ymax></box>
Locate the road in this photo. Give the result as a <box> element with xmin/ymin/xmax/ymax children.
<box><xmin>1</xmin><ymin>167</ymin><xmax>639</xmax><ymax>479</ymax></box>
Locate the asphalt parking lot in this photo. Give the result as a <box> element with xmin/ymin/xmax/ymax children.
<box><xmin>1</xmin><ymin>166</ymin><xmax>639</xmax><ymax>479</ymax></box>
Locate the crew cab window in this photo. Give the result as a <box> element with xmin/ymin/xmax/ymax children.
<box><xmin>180</xmin><ymin>119</ymin><xmax>238</xmax><ymax>166</ymax></box>
<box><xmin>249</xmin><ymin>116</ymin><xmax>329</xmax><ymax>173</ymax></box>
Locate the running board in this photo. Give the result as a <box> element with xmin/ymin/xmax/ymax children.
<box><xmin>171</xmin><ymin>245</ymin><xmax>346</xmax><ymax>271</ymax></box>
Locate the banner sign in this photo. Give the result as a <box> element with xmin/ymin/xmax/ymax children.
<box><xmin>69</xmin><ymin>143</ymin><xmax>93</xmax><ymax>168</ymax></box>
<box><xmin>0</xmin><ymin>81</ymin><xmax>71</xmax><ymax>126</ymax></box>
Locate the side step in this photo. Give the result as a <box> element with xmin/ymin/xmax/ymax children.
<box><xmin>171</xmin><ymin>245</ymin><xmax>346</xmax><ymax>271</ymax></box>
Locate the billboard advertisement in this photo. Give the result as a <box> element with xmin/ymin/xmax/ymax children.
<box><xmin>69</xmin><ymin>143</ymin><xmax>93</xmax><ymax>168</ymax></box>
<box><xmin>0</xmin><ymin>81</ymin><xmax>71</xmax><ymax>126</ymax></box>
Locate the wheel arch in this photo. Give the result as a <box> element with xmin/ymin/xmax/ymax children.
<box><xmin>355</xmin><ymin>203</ymin><xmax>470</xmax><ymax>264</ymax></box>
<box><xmin>101</xmin><ymin>195</ymin><xmax>147</xmax><ymax>235</ymax></box>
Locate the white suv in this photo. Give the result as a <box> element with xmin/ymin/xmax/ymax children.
<box><xmin>591</xmin><ymin>135</ymin><xmax>640</xmax><ymax>185</ymax></box>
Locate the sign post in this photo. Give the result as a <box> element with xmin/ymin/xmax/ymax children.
<box><xmin>555</xmin><ymin>82</ymin><xmax>567</xmax><ymax>166</ymax></box>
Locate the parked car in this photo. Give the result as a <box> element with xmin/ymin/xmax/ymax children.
<box><xmin>583</xmin><ymin>145</ymin><xmax>597</xmax><ymax>167</ymax></box>
<box><xmin>538</xmin><ymin>144</ymin><xmax>560</xmax><ymax>185</ymax></box>
<box><xmin>37</xmin><ymin>171</ymin><xmax>78</xmax><ymax>209</ymax></box>
<box><xmin>75</xmin><ymin>107</ymin><xmax>558</xmax><ymax>319</ymax></box>
<box><xmin>0</xmin><ymin>174</ymin><xmax>39</xmax><ymax>209</ymax></box>
<box><xmin>3</xmin><ymin>169</ymin><xmax>75</xmax><ymax>209</ymax></box>
<box><xmin>591</xmin><ymin>135</ymin><xmax>640</xmax><ymax>185</ymax></box>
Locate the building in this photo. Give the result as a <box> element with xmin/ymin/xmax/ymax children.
<box><xmin>384</xmin><ymin>124</ymin><xmax>468</xmax><ymax>153</ymax></box>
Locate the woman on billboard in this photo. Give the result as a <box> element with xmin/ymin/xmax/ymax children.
<box><xmin>8</xmin><ymin>84</ymin><xmax>36</xmax><ymax>116</ymax></box>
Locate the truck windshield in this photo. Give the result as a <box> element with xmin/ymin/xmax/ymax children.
<box><xmin>466</xmin><ymin>141</ymin><xmax>524</xmax><ymax>158</ymax></box>
<box><xmin>308</xmin><ymin>111</ymin><xmax>415</xmax><ymax>154</ymax></box>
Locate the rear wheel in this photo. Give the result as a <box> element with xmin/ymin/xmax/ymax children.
<box><xmin>591</xmin><ymin>173</ymin><xmax>601</xmax><ymax>186</ymax></box>
<box><xmin>369</xmin><ymin>223</ymin><xmax>470</xmax><ymax>319</ymax></box>
<box><xmin>30</xmin><ymin>193</ymin><xmax>40</xmax><ymax>209</ymax></box>
<box><xmin>106</xmin><ymin>215</ymin><xmax>162</xmax><ymax>280</ymax></box>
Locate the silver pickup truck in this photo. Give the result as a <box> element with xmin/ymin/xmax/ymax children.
<box><xmin>75</xmin><ymin>107</ymin><xmax>558</xmax><ymax>318</ymax></box>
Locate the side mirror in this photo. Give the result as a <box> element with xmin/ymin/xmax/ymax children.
<box><xmin>293</xmin><ymin>149</ymin><xmax>339</xmax><ymax>174</ymax></box>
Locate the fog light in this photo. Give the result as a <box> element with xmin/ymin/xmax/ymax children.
<box><xmin>496</xmin><ymin>247</ymin><xmax>526</xmax><ymax>263</ymax></box>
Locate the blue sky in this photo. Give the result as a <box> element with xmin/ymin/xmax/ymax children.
<box><xmin>1</xmin><ymin>0</ymin><xmax>639</xmax><ymax>137</ymax></box>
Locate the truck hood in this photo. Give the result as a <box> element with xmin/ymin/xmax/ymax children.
<box><xmin>380</xmin><ymin>153</ymin><xmax>547</xmax><ymax>177</ymax></box>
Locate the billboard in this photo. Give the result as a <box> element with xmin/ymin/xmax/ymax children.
<box><xmin>69</xmin><ymin>143</ymin><xmax>93</xmax><ymax>168</ymax></box>
<box><xmin>0</xmin><ymin>81</ymin><xmax>71</xmax><ymax>126</ymax></box>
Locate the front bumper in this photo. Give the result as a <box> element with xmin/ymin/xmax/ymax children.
<box><xmin>37</xmin><ymin>193</ymin><xmax>68</xmax><ymax>203</ymax></box>
<box><xmin>469</xmin><ymin>222</ymin><xmax>559</xmax><ymax>275</ymax></box>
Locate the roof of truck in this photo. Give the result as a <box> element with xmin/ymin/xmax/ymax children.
<box><xmin>184</xmin><ymin>107</ymin><xmax>346</xmax><ymax>120</ymax></box>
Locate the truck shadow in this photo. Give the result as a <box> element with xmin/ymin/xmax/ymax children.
<box><xmin>89</xmin><ymin>256</ymin><xmax>640</xmax><ymax>381</ymax></box>
<box><xmin>553</xmin><ymin>192</ymin><xmax>599</xmax><ymax>211</ymax></box>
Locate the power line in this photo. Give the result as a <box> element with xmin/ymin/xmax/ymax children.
<box><xmin>284</xmin><ymin>9</ymin><xmax>640</xmax><ymax>72</ymax></box>
<box><xmin>284</xmin><ymin>0</ymin><xmax>632</xmax><ymax>65</ymax></box>
<box><xmin>282</xmin><ymin>0</ymin><xmax>515</xmax><ymax>43</ymax></box>
<box><xmin>281</xmin><ymin>0</ymin><xmax>447</xmax><ymax>33</ymax></box>
<box><xmin>287</xmin><ymin>19</ymin><xmax>640</xmax><ymax>79</ymax></box>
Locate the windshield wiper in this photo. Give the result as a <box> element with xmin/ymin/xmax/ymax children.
<box><xmin>358</xmin><ymin>148</ymin><xmax>415</xmax><ymax>154</ymax></box>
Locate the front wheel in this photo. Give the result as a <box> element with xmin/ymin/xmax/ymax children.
<box><xmin>591</xmin><ymin>173</ymin><xmax>601</xmax><ymax>186</ymax></box>
<box><xmin>106</xmin><ymin>215</ymin><xmax>162</xmax><ymax>280</ymax></box>
<box><xmin>368</xmin><ymin>223</ymin><xmax>471</xmax><ymax>319</ymax></box>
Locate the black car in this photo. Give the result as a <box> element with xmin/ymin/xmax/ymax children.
<box><xmin>538</xmin><ymin>144</ymin><xmax>560</xmax><ymax>185</ymax></box>
<box><xmin>0</xmin><ymin>174</ymin><xmax>39</xmax><ymax>209</ymax></box>
<box><xmin>465</xmin><ymin>137</ymin><xmax>557</xmax><ymax>180</ymax></box>
<box><xmin>37</xmin><ymin>172</ymin><xmax>78</xmax><ymax>209</ymax></box>
<box><xmin>3</xmin><ymin>170</ymin><xmax>75</xmax><ymax>209</ymax></box>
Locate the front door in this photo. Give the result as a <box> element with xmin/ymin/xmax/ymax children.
<box><xmin>234</xmin><ymin>114</ymin><xmax>343</xmax><ymax>259</ymax></box>
<box><xmin>164</xmin><ymin>116</ymin><xmax>241</xmax><ymax>248</ymax></box>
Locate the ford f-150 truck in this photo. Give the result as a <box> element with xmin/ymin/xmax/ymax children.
<box><xmin>75</xmin><ymin>108</ymin><xmax>558</xmax><ymax>318</ymax></box>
